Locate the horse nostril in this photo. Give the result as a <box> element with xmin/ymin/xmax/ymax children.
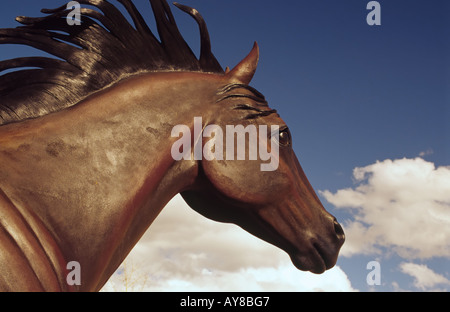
<box><xmin>333</xmin><ymin>219</ymin><xmax>345</xmax><ymax>242</ymax></box>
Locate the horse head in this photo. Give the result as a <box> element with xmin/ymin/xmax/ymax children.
<box><xmin>182</xmin><ymin>43</ymin><xmax>345</xmax><ymax>274</ymax></box>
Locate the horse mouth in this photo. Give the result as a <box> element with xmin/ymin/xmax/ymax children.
<box><xmin>290</xmin><ymin>243</ymin><xmax>338</xmax><ymax>274</ymax></box>
<box><xmin>252</xmin><ymin>207</ymin><xmax>343</xmax><ymax>274</ymax></box>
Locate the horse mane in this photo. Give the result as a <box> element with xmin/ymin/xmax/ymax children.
<box><xmin>0</xmin><ymin>0</ymin><xmax>224</xmax><ymax>126</ymax></box>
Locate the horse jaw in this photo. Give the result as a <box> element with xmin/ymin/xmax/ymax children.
<box><xmin>227</xmin><ymin>42</ymin><xmax>259</xmax><ymax>85</ymax></box>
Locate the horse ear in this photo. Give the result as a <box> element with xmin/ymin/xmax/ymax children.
<box><xmin>227</xmin><ymin>42</ymin><xmax>259</xmax><ymax>85</ymax></box>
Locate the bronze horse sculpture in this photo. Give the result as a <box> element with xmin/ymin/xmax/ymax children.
<box><xmin>0</xmin><ymin>0</ymin><xmax>344</xmax><ymax>291</ymax></box>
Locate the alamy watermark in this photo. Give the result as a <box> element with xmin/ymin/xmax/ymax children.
<box><xmin>66</xmin><ymin>1</ymin><xmax>381</xmax><ymax>27</ymax></box>
<box><xmin>66</xmin><ymin>1</ymin><xmax>81</xmax><ymax>26</ymax></box>
<box><xmin>66</xmin><ymin>261</ymin><xmax>81</xmax><ymax>286</ymax></box>
<box><xmin>367</xmin><ymin>1</ymin><xmax>381</xmax><ymax>26</ymax></box>
<box><xmin>65</xmin><ymin>260</ymin><xmax>383</xmax><ymax>288</ymax></box>
<box><xmin>366</xmin><ymin>260</ymin><xmax>381</xmax><ymax>286</ymax></box>
<box><xmin>64</xmin><ymin>1</ymin><xmax>381</xmax><ymax>172</ymax></box>
<box><xmin>171</xmin><ymin>117</ymin><xmax>280</xmax><ymax>172</ymax></box>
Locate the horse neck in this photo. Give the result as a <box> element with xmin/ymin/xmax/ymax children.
<box><xmin>0</xmin><ymin>72</ymin><xmax>222</xmax><ymax>291</ymax></box>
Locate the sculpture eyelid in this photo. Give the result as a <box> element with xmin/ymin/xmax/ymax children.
<box><xmin>270</xmin><ymin>125</ymin><xmax>289</xmax><ymax>137</ymax></box>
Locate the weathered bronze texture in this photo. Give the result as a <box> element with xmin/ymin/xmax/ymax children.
<box><xmin>0</xmin><ymin>0</ymin><xmax>344</xmax><ymax>291</ymax></box>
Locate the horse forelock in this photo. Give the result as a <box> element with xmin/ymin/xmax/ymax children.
<box><xmin>0</xmin><ymin>0</ymin><xmax>224</xmax><ymax>126</ymax></box>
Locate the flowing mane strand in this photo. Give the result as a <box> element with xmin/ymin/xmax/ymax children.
<box><xmin>0</xmin><ymin>0</ymin><xmax>224</xmax><ymax>126</ymax></box>
<box><xmin>217</xmin><ymin>83</ymin><xmax>278</xmax><ymax>120</ymax></box>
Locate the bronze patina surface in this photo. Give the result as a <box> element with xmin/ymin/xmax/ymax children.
<box><xmin>0</xmin><ymin>0</ymin><xmax>344</xmax><ymax>291</ymax></box>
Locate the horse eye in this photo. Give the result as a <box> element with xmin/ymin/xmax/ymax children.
<box><xmin>278</xmin><ymin>128</ymin><xmax>291</xmax><ymax>146</ymax></box>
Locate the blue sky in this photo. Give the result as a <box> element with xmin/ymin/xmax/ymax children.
<box><xmin>1</xmin><ymin>1</ymin><xmax>449</xmax><ymax>292</ymax></box>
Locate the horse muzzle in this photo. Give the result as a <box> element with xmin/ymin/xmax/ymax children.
<box><xmin>257</xmin><ymin>197</ymin><xmax>345</xmax><ymax>274</ymax></box>
<box><xmin>289</xmin><ymin>217</ymin><xmax>345</xmax><ymax>274</ymax></box>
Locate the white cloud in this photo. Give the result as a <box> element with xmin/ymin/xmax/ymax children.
<box><xmin>418</xmin><ymin>149</ymin><xmax>433</xmax><ymax>157</ymax></box>
<box><xmin>102</xmin><ymin>195</ymin><xmax>356</xmax><ymax>292</ymax></box>
<box><xmin>399</xmin><ymin>262</ymin><xmax>450</xmax><ymax>291</ymax></box>
<box><xmin>104</xmin><ymin>261</ymin><xmax>355</xmax><ymax>292</ymax></box>
<box><xmin>320</xmin><ymin>158</ymin><xmax>450</xmax><ymax>259</ymax></box>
